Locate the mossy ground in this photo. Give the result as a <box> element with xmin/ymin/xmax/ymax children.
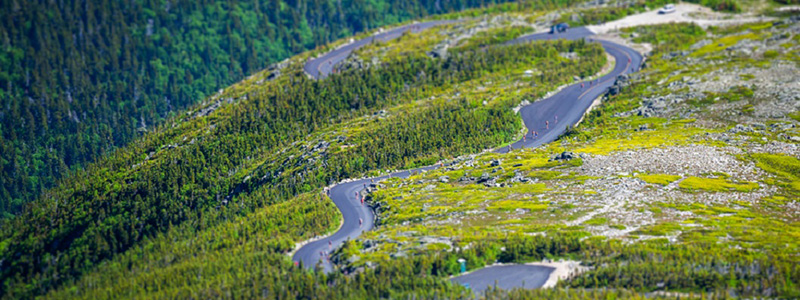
<box><xmin>341</xmin><ymin>20</ymin><xmax>800</xmax><ymax>296</ymax></box>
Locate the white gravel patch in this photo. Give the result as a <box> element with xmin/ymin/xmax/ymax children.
<box><xmin>578</xmin><ymin>145</ymin><xmax>764</xmax><ymax>181</ymax></box>
<box><xmin>587</xmin><ymin>3</ymin><xmax>772</xmax><ymax>34</ymax></box>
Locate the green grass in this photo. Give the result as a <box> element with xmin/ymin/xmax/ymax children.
<box><xmin>488</xmin><ymin>200</ymin><xmax>549</xmax><ymax>211</ymax></box>
<box><xmin>751</xmin><ymin>153</ymin><xmax>800</xmax><ymax>194</ymax></box>
<box><xmin>634</xmin><ymin>223</ymin><xmax>682</xmax><ymax>236</ymax></box>
<box><xmin>678</xmin><ymin>176</ymin><xmax>760</xmax><ymax>192</ymax></box>
<box><xmin>739</xmin><ymin>73</ymin><xmax>755</xmax><ymax>81</ymax></box>
<box><xmin>790</xmin><ymin>111</ymin><xmax>800</xmax><ymax>122</ymax></box>
<box><xmin>583</xmin><ymin>217</ymin><xmax>608</xmax><ymax>226</ymax></box>
<box><xmin>638</xmin><ymin>173</ymin><xmax>683</xmax><ymax>185</ymax></box>
<box><xmin>528</xmin><ymin>170</ymin><xmax>563</xmax><ymax>180</ymax></box>
<box><xmin>691</xmin><ymin>32</ymin><xmax>760</xmax><ymax>57</ymax></box>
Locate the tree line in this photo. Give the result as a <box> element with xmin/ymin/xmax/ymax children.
<box><xmin>0</xmin><ymin>38</ymin><xmax>604</xmax><ymax>298</ymax></box>
<box><xmin>0</xmin><ymin>0</ymin><xmax>528</xmax><ymax>218</ymax></box>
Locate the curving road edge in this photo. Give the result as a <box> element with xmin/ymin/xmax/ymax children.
<box><xmin>293</xmin><ymin>22</ymin><xmax>643</xmax><ymax>278</ymax></box>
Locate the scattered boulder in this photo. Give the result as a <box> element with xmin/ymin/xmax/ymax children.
<box><xmin>459</xmin><ymin>175</ymin><xmax>476</xmax><ymax>183</ymax></box>
<box><xmin>550</xmin><ymin>151</ymin><xmax>576</xmax><ymax>161</ymax></box>
<box><xmin>729</xmin><ymin>124</ymin><xmax>754</xmax><ymax>134</ymax></box>
<box><xmin>477</xmin><ymin>173</ymin><xmax>491</xmax><ymax>183</ymax></box>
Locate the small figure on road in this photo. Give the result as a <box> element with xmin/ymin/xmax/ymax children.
<box><xmin>581</xmin><ymin>83</ymin><xmax>584</xmax><ymax>89</ymax></box>
<box><xmin>359</xmin><ymin>218</ymin><xmax>363</xmax><ymax>226</ymax></box>
<box><xmin>329</xmin><ymin>240</ymin><xmax>332</xmax><ymax>248</ymax></box>
<box><xmin>555</xmin><ymin>115</ymin><xmax>558</xmax><ymax>123</ymax></box>
<box><xmin>546</xmin><ymin>120</ymin><xmax>549</xmax><ymax>129</ymax></box>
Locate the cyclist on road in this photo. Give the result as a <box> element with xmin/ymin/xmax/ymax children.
<box><xmin>546</xmin><ymin>120</ymin><xmax>549</xmax><ymax>129</ymax></box>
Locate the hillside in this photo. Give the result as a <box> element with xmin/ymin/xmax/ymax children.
<box><xmin>1</xmin><ymin>0</ymin><xmax>799</xmax><ymax>299</ymax></box>
<box><xmin>0</xmin><ymin>0</ymin><xmax>523</xmax><ymax>218</ymax></box>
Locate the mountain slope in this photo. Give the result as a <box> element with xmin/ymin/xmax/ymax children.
<box><xmin>0</xmin><ymin>0</ymin><xmax>524</xmax><ymax>218</ymax></box>
<box><xmin>0</xmin><ymin>8</ymin><xmax>609</xmax><ymax>296</ymax></box>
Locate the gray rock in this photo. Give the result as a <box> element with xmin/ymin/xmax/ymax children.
<box><xmin>477</xmin><ymin>172</ymin><xmax>493</xmax><ymax>183</ymax></box>
<box><xmin>348</xmin><ymin>255</ymin><xmax>361</xmax><ymax>264</ymax></box>
<box><xmin>729</xmin><ymin>124</ymin><xmax>754</xmax><ymax>133</ymax></box>
<box><xmin>690</xmin><ymin>39</ymin><xmax>712</xmax><ymax>50</ymax></box>
<box><xmin>550</xmin><ymin>151</ymin><xmax>576</xmax><ymax>161</ymax></box>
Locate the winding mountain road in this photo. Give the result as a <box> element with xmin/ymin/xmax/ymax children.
<box><xmin>304</xmin><ymin>20</ymin><xmax>457</xmax><ymax>79</ymax></box>
<box><xmin>293</xmin><ymin>21</ymin><xmax>643</xmax><ymax>288</ymax></box>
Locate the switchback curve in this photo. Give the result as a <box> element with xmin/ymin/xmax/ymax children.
<box><xmin>293</xmin><ymin>23</ymin><xmax>643</xmax><ymax>279</ymax></box>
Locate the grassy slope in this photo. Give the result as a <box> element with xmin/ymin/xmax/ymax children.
<box><xmin>343</xmin><ymin>21</ymin><xmax>800</xmax><ymax>297</ymax></box>
<box><xmin>29</xmin><ymin>17</ymin><xmax>609</xmax><ymax>299</ymax></box>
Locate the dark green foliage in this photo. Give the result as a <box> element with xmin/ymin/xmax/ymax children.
<box><xmin>564</xmin><ymin>239</ymin><xmax>800</xmax><ymax>298</ymax></box>
<box><xmin>0</xmin><ymin>39</ymin><xmax>604</xmax><ymax>298</ymax></box>
<box><xmin>451</xmin><ymin>26</ymin><xmax>534</xmax><ymax>52</ymax></box>
<box><xmin>0</xmin><ymin>0</ymin><xmax>518</xmax><ymax>218</ymax></box>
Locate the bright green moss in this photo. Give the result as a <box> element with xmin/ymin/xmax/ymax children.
<box><xmin>679</xmin><ymin>176</ymin><xmax>759</xmax><ymax>192</ymax></box>
<box><xmin>583</xmin><ymin>217</ymin><xmax>608</xmax><ymax>226</ymax></box>
<box><xmin>488</xmin><ymin>200</ymin><xmax>548</xmax><ymax>211</ymax></box>
<box><xmin>637</xmin><ymin>173</ymin><xmax>682</xmax><ymax>185</ymax></box>
<box><xmin>751</xmin><ymin>153</ymin><xmax>800</xmax><ymax>195</ymax></box>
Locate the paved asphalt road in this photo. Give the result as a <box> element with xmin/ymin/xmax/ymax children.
<box><xmin>304</xmin><ymin>20</ymin><xmax>457</xmax><ymax>79</ymax></box>
<box><xmin>497</xmin><ymin>28</ymin><xmax>644</xmax><ymax>153</ymax></box>
<box><xmin>292</xmin><ymin>164</ymin><xmax>440</xmax><ymax>272</ymax></box>
<box><xmin>450</xmin><ymin>265</ymin><xmax>555</xmax><ymax>293</ymax></box>
<box><xmin>294</xmin><ymin>23</ymin><xmax>643</xmax><ymax>289</ymax></box>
